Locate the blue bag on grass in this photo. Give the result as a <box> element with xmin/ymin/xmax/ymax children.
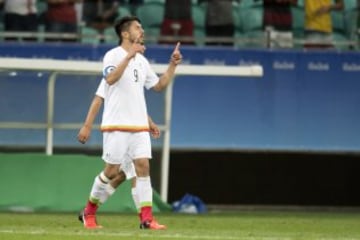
<box><xmin>172</xmin><ymin>193</ymin><xmax>207</xmax><ymax>214</ymax></box>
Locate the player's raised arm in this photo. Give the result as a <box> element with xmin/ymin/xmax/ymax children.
<box><xmin>105</xmin><ymin>39</ymin><xmax>145</xmax><ymax>85</ymax></box>
<box><xmin>152</xmin><ymin>42</ymin><xmax>182</xmax><ymax>92</ymax></box>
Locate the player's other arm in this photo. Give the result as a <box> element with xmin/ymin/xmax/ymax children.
<box><xmin>148</xmin><ymin>115</ymin><xmax>160</xmax><ymax>139</ymax></box>
<box><xmin>78</xmin><ymin>95</ymin><xmax>103</xmax><ymax>144</ymax></box>
<box><xmin>152</xmin><ymin>42</ymin><xmax>182</xmax><ymax>92</ymax></box>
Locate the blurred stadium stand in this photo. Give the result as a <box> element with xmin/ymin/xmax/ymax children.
<box><xmin>0</xmin><ymin>0</ymin><xmax>358</xmax><ymax>49</ymax></box>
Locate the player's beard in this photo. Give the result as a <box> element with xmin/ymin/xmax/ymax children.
<box><xmin>129</xmin><ymin>33</ymin><xmax>144</xmax><ymax>45</ymax></box>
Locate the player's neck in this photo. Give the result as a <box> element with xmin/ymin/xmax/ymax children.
<box><xmin>120</xmin><ymin>42</ymin><xmax>132</xmax><ymax>53</ymax></box>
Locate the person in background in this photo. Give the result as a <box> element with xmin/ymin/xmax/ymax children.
<box><xmin>160</xmin><ymin>0</ymin><xmax>194</xmax><ymax>45</ymax></box>
<box><xmin>3</xmin><ymin>0</ymin><xmax>39</xmax><ymax>41</ymax></box>
<box><xmin>44</xmin><ymin>0</ymin><xmax>82</xmax><ymax>42</ymax></box>
<box><xmin>199</xmin><ymin>0</ymin><xmax>239</xmax><ymax>46</ymax></box>
<box><xmin>82</xmin><ymin>0</ymin><xmax>120</xmax><ymax>41</ymax></box>
<box><xmin>256</xmin><ymin>0</ymin><xmax>297</xmax><ymax>48</ymax></box>
<box><xmin>304</xmin><ymin>0</ymin><xmax>344</xmax><ymax>49</ymax></box>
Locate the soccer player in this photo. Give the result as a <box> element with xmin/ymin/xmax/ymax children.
<box><xmin>79</xmin><ymin>15</ymin><xmax>182</xmax><ymax>230</ymax></box>
<box><xmin>77</xmin><ymin>79</ymin><xmax>161</xmax><ymax>224</ymax></box>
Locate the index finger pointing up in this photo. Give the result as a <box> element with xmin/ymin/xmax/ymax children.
<box><xmin>174</xmin><ymin>42</ymin><xmax>181</xmax><ymax>52</ymax></box>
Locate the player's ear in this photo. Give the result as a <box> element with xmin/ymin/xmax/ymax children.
<box><xmin>122</xmin><ymin>31</ymin><xmax>129</xmax><ymax>40</ymax></box>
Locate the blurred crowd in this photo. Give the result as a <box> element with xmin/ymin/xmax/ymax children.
<box><xmin>0</xmin><ymin>0</ymin><xmax>359</xmax><ymax>50</ymax></box>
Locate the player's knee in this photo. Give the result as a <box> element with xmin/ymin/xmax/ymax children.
<box><xmin>112</xmin><ymin>171</ymin><xmax>126</xmax><ymax>186</ymax></box>
<box><xmin>103</xmin><ymin>164</ymin><xmax>121</xmax><ymax>180</ymax></box>
<box><xmin>134</xmin><ymin>158</ymin><xmax>150</xmax><ymax>176</ymax></box>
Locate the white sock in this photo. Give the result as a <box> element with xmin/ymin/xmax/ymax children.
<box><xmin>99</xmin><ymin>183</ymin><xmax>116</xmax><ymax>204</ymax></box>
<box><xmin>136</xmin><ymin>176</ymin><xmax>153</xmax><ymax>208</ymax></box>
<box><xmin>131</xmin><ymin>187</ymin><xmax>140</xmax><ymax>212</ymax></box>
<box><xmin>89</xmin><ymin>172</ymin><xmax>110</xmax><ymax>204</ymax></box>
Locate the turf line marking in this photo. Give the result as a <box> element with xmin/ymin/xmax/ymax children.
<box><xmin>1</xmin><ymin>229</ymin><xmax>359</xmax><ymax>240</ymax></box>
<box><xmin>0</xmin><ymin>229</ymin><xmax>264</xmax><ymax>240</ymax></box>
<box><xmin>0</xmin><ymin>229</ymin><xmax>239</xmax><ymax>240</ymax></box>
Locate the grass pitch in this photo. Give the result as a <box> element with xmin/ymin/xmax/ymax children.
<box><xmin>0</xmin><ymin>210</ymin><xmax>360</xmax><ymax>240</ymax></box>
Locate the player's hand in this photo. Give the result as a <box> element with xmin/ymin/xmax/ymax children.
<box><xmin>170</xmin><ymin>42</ymin><xmax>182</xmax><ymax>66</ymax></box>
<box><xmin>77</xmin><ymin>125</ymin><xmax>91</xmax><ymax>144</ymax></box>
<box><xmin>149</xmin><ymin>121</ymin><xmax>161</xmax><ymax>139</ymax></box>
<box><xmin>128</xmin><ymin>36</ymin><xmax>146</xmax><ymax>59</ymax></box>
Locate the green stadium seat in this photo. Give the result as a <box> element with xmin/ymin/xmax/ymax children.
<box><xmin>194</xmin><ymin>27</ymin><xmax>206</xmax><ymax>46</ymax></box>
<box><xmin>144</xmin><ymin>27</ymin><xmax>161</xmax><ymax>44</ymax></box>
<box><xmin>104</xmin><ymin>27</ymin><xmax>118</xmax><ymax>44</ymax></box>
<box><xmin>234</xmin><ymin>30</ymin><xmax>246</xmax><ymax>47</ymax></box>
<box><xmin>136</xmin><ymin>1</ymin><xmax>164</xmax><ymax>43</ymax></box>
<box><xmin>135</xmin><ymin>2</ymin><xmax>164</xmax><ymax>42</ymax></box>
<box><xmin>233</xmin><ymin>6</ymin><xmax>242</xmax><ymax>31</ymax></box>
<box><xmin>192</xmin><ymin>4</ymin><xmax>205</xmax><ymax>29</ymax></box>
<box><xmin>117</xmin><ymin>6</ymin><xmax>132</xmax><ymax>19</ymax></box>
<box><xmin>80</xmin><ymin>27</ymin><xmax>100</xmax><ymax>44</ymax></box>
<box><xmin>343</xmin><ymin>8</ymin><xmax>358</xmax><ymax>44</ymax></box>
<box><xmin>296</xmin><ymin>0</ymin><xmax>304</xmax><ymax>8</ymax></box>
<box><xmin>191</xmin><ymin>4</ymin><xmax>206</xmax><ymax>45</ymax></box>
<box><xmin>332</xmin><ymin>31</ymin><xmax>351</xmax><ymax>50</ymax></box>
<box><xmin>136</xmin><ymin>2</ymin><xmax>164</xmax><ymax>29</ymax></box>
<box><xmin>331</xmin><ymin>11</ymin><xmax>345</xmax><ymax>33</ymax></box>
<box><xmin>292</xmin><ymin>6</ymin><xmax>305</xmax><ymax>39</ymax></box>
<box><xmin>37</xmin><ymin>0</ymin><xmax>47</xmax><ymax>16</ymax></box>
<box><xmin>240</xmin><ymin>7</ymin><xmax>263</xmax><ymax>32</ymax></box>
<box><xmin>292</xmin><ymin>6</ymin><xmax>304</xmax><ymax>30</ymax></box>
<box><xmin>240</xmin><ymin>0</ymin><xmax>263</xmax><ymax>8</ymax></box>
<box><xmin>143</xmin><ymin>0</ymin><xmax>165</xmax><ymax>3</ymax></box>
<box><xmin>238</xmin><ymin>7</ymin><xmax>264</xmax><ymax>48</ymax></box>
<box><xmin>344</xmin><ymin>0</ymin><xmax>358</xmax><ymax>11</ymax></box>
<box><xmin>241</xmin><ymin>31</ymin><xmax>265</xmax><ymax>48</ymax></box>
<box><xmin>0</xmin><ymin>10</ymin><xmax>3</xmax><ymax>33</ymax></box>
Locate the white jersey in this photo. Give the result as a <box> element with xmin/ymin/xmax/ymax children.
<box><xmin>100</xmin><ymin>46</ymin><xmax>159</xmax><ymax>132</ymax></box>
<box><xmin>95</xmin><ymin>79</ymin><xmax>106</xmax><ymax>99</ymax></box>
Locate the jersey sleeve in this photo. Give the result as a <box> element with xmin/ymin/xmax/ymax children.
<box><xmin>95</xmin><ymin>79</ymin><xmax>106</xmax><ymax>99</ymax></box>
<box><xmin>102</xmin><ymin>50</ymin><xmax>117</xmax><ymax>79</ymax></box>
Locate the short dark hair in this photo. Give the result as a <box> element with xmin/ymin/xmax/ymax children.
<box><xmin>114</xmin><ymin>16</ymin><xmax>141</xmax><ymax>44</ymax></box>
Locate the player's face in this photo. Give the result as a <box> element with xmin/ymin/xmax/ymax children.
<box><xmin>128</xmin><ymin>21</ymin><xmax>144</xmax><ymax>44</ymax></box>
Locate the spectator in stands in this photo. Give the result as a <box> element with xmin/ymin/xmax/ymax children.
<box><xmin>304</xmin><ymin>0</ymin><xmax>344</xmax><ymax>49</ymax></box>
<box><xmin>199</xmin><ymin>0</ymin><xmax>239</xmax><ymax>46</ymax></box>
<box><xmin>256</xmin><ymin>0</ymin><xmax>297</xmax><ymax>48</ymax></box>
<box><xmin>82</xmin><ymin>0</ymin><xmax>120</xmax><ymax>40</ymax></box>
<box><xmin>44</xmin><ymin>0</ymin><xmax>83</xmax><ymax>42</ymax></box>
<box><xmin>160</xmin><ymin>0</ymin><xmax>194</xmax><ymax>45</ymax></box>
<box><xmin>3</xmin><ymin>0</ymin><xmax>39</xmax><ymax>41</ymax></box>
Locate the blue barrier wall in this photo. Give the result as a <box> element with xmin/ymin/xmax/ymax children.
<box><xmin>0</xmin><ymin>43</ymin><xmax>360</xmax><ymax>152</ymax></box>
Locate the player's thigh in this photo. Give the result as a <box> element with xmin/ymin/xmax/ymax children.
<box><xmin>128</xmin><ymin>132</ymin><xmax>152</xmax><ymax>160</ymax></box>
<box><xmin>119</xmin><ymin>154</ymin><xmax>137</xmax><ymax>180</ymax></box>
<box><xmin>102</xmin><ymin>131</ymin><xmax>130</xmax><ymax>164</ymax></box>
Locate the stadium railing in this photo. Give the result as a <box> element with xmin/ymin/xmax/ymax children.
<box><xmin>0</xmin><ymin>57</ymin><xmax>263</xmax><ymax>202</ymax></box>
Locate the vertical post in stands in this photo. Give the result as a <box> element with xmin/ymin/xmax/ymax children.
<box><xmin>46</xmin><ymin>72</ymin><xmax>57</xmax><ymax>156</ymax></box>
<box><xmin>160</xmin><ymin>80</ymin><xmax>174</xmax><ymax>202</ymax></box>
